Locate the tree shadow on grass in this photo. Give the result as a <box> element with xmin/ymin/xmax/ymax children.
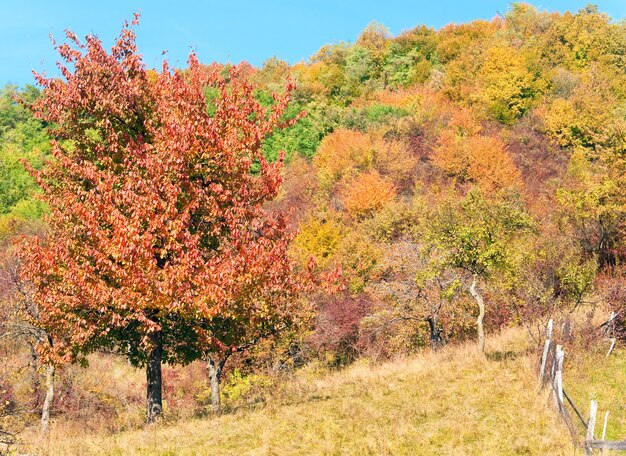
<box><xmin>486</xmin><ymin>350</ymin><xmax>518</xmax><ymax>362</ymax></box>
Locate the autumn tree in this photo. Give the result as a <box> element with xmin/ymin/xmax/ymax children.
<box><xmin>20</xmin><ymin>18</ymin><xmax>303</xmax><ymax>422</ymax></box>
<box><xmin>340</xmin><ymin>170</ymin><xmax>396</xmax><ymax>218</ymax></box>
<box><xmin>432</xmin><ymin>110</ymin><xmax>522</xmax><ymax>193</ymax></box>
<box><xmin>425</xmin><ymin>190</ymin><xmax>533</xmax><ymax>353</ymax></box>
<box><xmin>367</xmin><ymin>239</ymin><xmax>462</xmax><ymax>353</ymax></box>
<box><xmin>313</xmin><ymin>128</ymin><xmax>374</xmax><ymax>188</ymax></box>
<box><xmin>478</xmin><ymin>45</ymin><xmax>545</xmax><ymax>124</ymax></box>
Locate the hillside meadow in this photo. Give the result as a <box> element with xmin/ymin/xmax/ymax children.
<box><xmin>0</xmin><ymin>3</ymin><xmax>625</xmax><ymax>455</ymax></box>
<box><xmin>19</xmin><ymin>325</ymin><xmax>625</xmax><ymax>455</ymax></box>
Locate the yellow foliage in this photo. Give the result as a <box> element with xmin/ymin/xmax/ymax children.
<box><xmin>478</xmin><ymin>46</ymin><xmax>544</xmax><ymax>123</ymax></box>
<box><xmin>290</xmin><ymin>215</ymin><xmax>344</xmax><ymax>270</ymax></box>
<box><xmin>357</xmin><ymin>88</ymin><xmax>422</xmax><ymax>111</ymax></box>
<box><xmin>356</xmin><ymin>22</ymin><xmax>390</xmax><ymax>65</ymax></box>
<box><xmin>293</xmin><ymin>60</ymin><xmax>345</xmax><ymax>98</ymax></box>
<box><xmin>335</xmin><ymin>229</ymin><xmax>383</xmax><ymax>293</ymax></box>
<box><xmin>437</xmin><ymin>20</ymin><xmax>500</xmax><ymax>64</ymax></box>
<box><xmin>432</xmin><ymin>131</ymin><xmax>471</xmax><ymax>180</ymax></box>
<box><xmin>543</xmin><ymin>68</ymin><xmax>619</xmax><ymax>150</ymax></box>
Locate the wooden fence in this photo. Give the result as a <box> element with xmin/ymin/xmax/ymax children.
<box><xmin>539</xmin><ymin>318</ymin><xmax>626</xmax><ymax>455</ymax></box>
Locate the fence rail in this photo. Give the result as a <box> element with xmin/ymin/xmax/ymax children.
<box><xmin>538</xmin><ymin>318</ymin><xmax>625</xmax><ymax>455</ymax></box>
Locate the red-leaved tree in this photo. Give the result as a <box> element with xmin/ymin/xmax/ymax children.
<box><xmin>20</xmin><ymin>16</ymin><xmax>304</xmax><ymax>422</ymax></box>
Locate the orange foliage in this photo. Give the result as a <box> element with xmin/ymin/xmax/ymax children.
<box><xmin>465</xmin><ymin>135</ymin><xmax>522</xmax><ymax>193</ymax></box>
<box><xmin>313</xmin><ymin>127</ymin><xmax>418</xmax><ymax>191</ymax></box>
<box><xmin>341</xmin><ymin>170</ymin><xmax>397</xmax><ymax>218</ymax></box>
<box><xmin>21</xmin><ymin>21</ymin><xmax>304</xmax><ymax>374</ymax></box>
<box><xmin>313</xmin><ymin>128</ymin><xmax>374</xmax><ymax>186</ymax></box>
<box><xmin>372</xmin><ymin>136</ymin><xmax>418</xmax><ymax>191</ymax></box>
<box><xmin>444</xmin><ymin>108</ymin><xmax>482</xmax><ymax>137</ymax></box>
<box><xmin>432</xmin><ymin>110</ymin><xmax>521</xmax><ymax>192</ymax></box>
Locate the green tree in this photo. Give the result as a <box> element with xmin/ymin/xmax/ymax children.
<box><xmin>425</xmin><ymin>191</ymin><xmax>534</xmax><ymax>353</ymax></box>
<box><xmin>0</xmin><ymin>85</ymin><xmax>49</xmax><ymax>230</ymax></box>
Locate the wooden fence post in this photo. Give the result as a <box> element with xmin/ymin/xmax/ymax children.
<box><xmin>538</xmin><ymin>318</ymin><xmax>626</xmax><ymax>453</ymax></box>
<box><xmin>605</xmin><ymin>312</ymin><xmax>617</xmax><ymax>357</ymax></box>
<box><xmin>600</xmin><ymin>411</ymin><xmax>609</xmax><ymax>455</ymax></box>
<box><xmin>539</xmin><ymin>319</ymin><xmax>554</xmax><ymax>388</ymax></box>
<box><xmin>555</xmin><ymin>345</ymin><xmax>564</xmax><ymax>404</ymax></box>
<box><xmin>585</xmin><ymin>400</ymin><xmax>598</xmax><ymax>456</ymax></box>
<box><xmin>539</xmin><ymin>338</ymin><xmax>551</xmax><ymax>386</ymax></box>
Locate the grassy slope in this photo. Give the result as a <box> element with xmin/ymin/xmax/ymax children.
<box><xmin>31</xmin><ymin>327</ymin><xmax>595</xmax><ymax>456</ymax></box>
<box><xmin>566</xmin><ymin>345</ymin><xmax>626</xmax><ymax>442</ymax></box>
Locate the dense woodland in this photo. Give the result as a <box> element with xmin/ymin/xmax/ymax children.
<box><xmin>0</xmin><ymin>3</ymin><xmax>625</xmax><ymax>449</ymax></box>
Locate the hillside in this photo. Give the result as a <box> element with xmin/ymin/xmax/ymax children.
<box><xmin>24</xmin><ymin>326</ymin><xmax>624</xmax><ymax>456</ymax></box>
<box><xmin>1</xmin><ymin>3</ymin><xmax>625</xmax><ymax>454</ymax></box>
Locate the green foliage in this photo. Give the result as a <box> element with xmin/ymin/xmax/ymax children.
<box><xmin>0</xmin><ymin>85</ymin><xmax>49</xmax><ymax>223</ymax></box>
<box><xmin>203</xmin><ymin>86</ymin><xmax>219</xmax><ymax>117</ymax></box>
<box><xmin>345</xmin><ymin>46</ymin><xmax>376</xmax><ymax>85</ymax></box>
<box><xmin>260</xmin><ymin>100</ymin><xmax>409</xmax><ymax>163</ymax></box>
<box><xmin>556</xmin><ymin>256</ymin><xmax>597</xmax><ymax>305</ymax></box>
<box><xmin>220</xmin><ymin>369</ymin><xmax>274</xmax><ymax>409</ymax></box>
<box><xmin>362</xmin><ymin>103</ymin><xmax>409</xmax><ymax>124</ymax></box>
<box><xmin>5</xmin><ymin>8</ymin><xmax>626</xmax><ymax>436</ymax></box>
<box><xmin>262</xmin><ymin>103</ymin><xmax>325</xmax><ymax>161</ymax></box>
<box><xmin>426</xmin><ymin>190</ymin><xmax>534</xmax><ymax>277</ymax></box>
<box><xmin>383</xmin><ymin>43</ymin><xmax>432</xmax><ymax>88</ymax></box>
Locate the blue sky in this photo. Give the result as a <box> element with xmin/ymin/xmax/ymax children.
<box><xmin>2</xmin><ymin>1</ymin><xmax>625</xmax><ymax>87</ymax></box>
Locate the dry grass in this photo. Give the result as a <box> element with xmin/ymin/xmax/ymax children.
<box><xmin>23</xmin><ymin>326</ymin><xmax>586</xmax><ymax>455</ymax></box>
<box><xmin>563</xmin><ymin>345</ymin><xmax>626</xmax><ymax>443</ymax></box>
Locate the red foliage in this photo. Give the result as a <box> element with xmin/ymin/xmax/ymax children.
<box><xmin>19</xmin><ymin>18</ymin><xmax>304</xmax><ymax>366</ymax></box>
<box><xmin>308</xmin><ymin>293</ymin><xmax>371</xmax><ymax>363</ymax></box>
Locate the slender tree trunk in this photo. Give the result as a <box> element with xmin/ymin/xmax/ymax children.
<box><xmin>146</xmin><ymin>332</ymin><xmax>163</xmax><ymax>423</ymax></box>
<box><xmin>28</xmin><ymin>342</ymin><xmax>41</xmax><ymax>408</ymax></box>
<box><xmin>426</xmin><ymin>315</ymin><xmax>440</xmax><ymax>352</ymax></box>
<box><xmin>469</xmin><ymin>274</ymin><xmax>486</xmax><ymax>354</ymax></box>
<box><xmin>41</xmin><ymin>364</ymin><xmax>55</xmax><ymax>435</ymax></box>
<box><xmin>206</xmin><ymin>354</ymin><xmax>226</xmax><ymax>413</ymax></box>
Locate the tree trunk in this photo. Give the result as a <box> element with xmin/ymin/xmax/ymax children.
<box><xmin>206</xmin><ymin>355</ymin><xmax>225</xmax><ymax>413</ymax></box>
<box><xmin>426</xmin><ymin>315</ymin><xmax>442</xmax><ymax>352</ymax></box>
<box><xmin>146</xmin><ymin>332</ymin><xmax>163</xmax><ymax>423</ymax></box>
<box><xmin>469</xmin><ymin>274</ymin><xmax>486</xmax><ymax>354</ymax></box>
<box><xmin>41</xmin><ymin>363</ymin><xmax>55</xmax><ymax>435</ymax></box>
<box><xmin>28</xmin><ymin>343</ymin><xmax>41</xmax><ymax>408</ymax></box>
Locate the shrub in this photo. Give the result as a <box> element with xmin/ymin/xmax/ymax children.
<box><xmin>308</xmin><ymin>294</ymin><xmax>372</xmax><ymax>366</ymax></box>
<box><xmin>340</xmin><ymin>170</ymin><xmax>396</xmax><ymax>218</ymax></box>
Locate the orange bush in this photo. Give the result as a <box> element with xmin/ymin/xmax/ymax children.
<box><xmin>341</xmin><ymin>170</ymin><xmax>397</xmax><ymax>218</ymax></box>
<box><xmin>314</xmin><ymin>128</ymin><xmax>374</xmax><ymax>187</ymax></box>
<box><xmin>313</xmin><ymin>128</ymin><xmax>417</xmax><ymax>192</ymax></box>
<box><xmin>433</xmin><ymin>132</ymin><xmax>521</xmax><ymax>192</ymax></box>
<box><xmin>432</xmin><ymin>110</ymin><xmax>521</xmax><ymax>192</ymax></box>
<box><xmin>373</xmin><ymin>137</ymin><xmax>418</xmax><ymax>191</ymax></box>
<box><xmin>466</xmin><ymin>135</ymin><xmax>522</xmax><ymax>193</ymax></box>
